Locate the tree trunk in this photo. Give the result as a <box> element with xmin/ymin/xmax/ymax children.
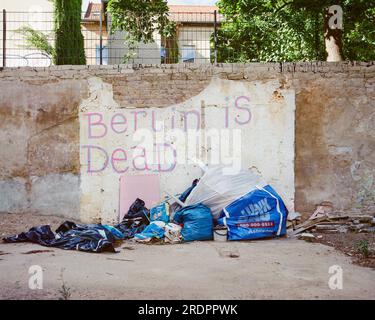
<box><xmin>324</xmin><ymin>7</ymin><xmax>344</xmax><ymax>62</ymax></box>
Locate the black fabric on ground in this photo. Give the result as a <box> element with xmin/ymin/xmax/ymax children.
<box><xmin>122</xmin><ymin>198</ymin><xmax>150</xmax><ymax>223</ymax></box>
<box><xmin>3</xmin><ymin>199</ymin><xmax>151</xmax><ymax>253</ymax></box>
<box><xmin>3</xmin><ymin>225</ymin><xmax>55</xmax><ymax>245</ymax></box>
<box><xmin>114</xmin><ymin>217</ymin><xmax>148</xmax><ymax>239</ymax></box>
<box><xmin>56</xmin><ymin>221</ymin><xmax>77</xmax><ymax>234</ymax></box>
<box><xmin>115</xmin><ymin>198</ymin><xmax>150</xmax><ymax>238</ymax></box>
<box><xmin>3</xmin><ymin>221</ymin><xmax>116</xmax><ymax>253</ymax></box>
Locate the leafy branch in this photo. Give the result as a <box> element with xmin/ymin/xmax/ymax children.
<box><xmin>16</xmin><ymin>26</ymin><xmax>55</xmax><ymax>58</ymax></box>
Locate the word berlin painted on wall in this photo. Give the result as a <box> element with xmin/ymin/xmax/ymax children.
<box><xmin>81</xmin><ymin>96</ymin><xmax>252</xmax><ymax>174</ymax></box>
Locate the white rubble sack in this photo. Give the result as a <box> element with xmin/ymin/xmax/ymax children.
<box><xmin>184</xmin><ymin>166</ymin><xmax>266</xmax><ymax>219</ymax></box>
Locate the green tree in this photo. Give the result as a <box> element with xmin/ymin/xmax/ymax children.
<box><xmin>216</xmin><ymin>0</ymin><xmax>375</xmax><ymax>62</ymax></box>
<box><xmin>107</xmin><ymin>0</ymin><xmax>176</xmax><ymax>62</ymax></box>
<box><xmin>54</xmin><ymin>0</ymin><xmax>86</xmax><ymax>65</ymax></box>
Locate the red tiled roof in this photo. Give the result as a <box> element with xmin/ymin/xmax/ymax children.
<box><xmin>83</xmin><ymin>2</ymin><xmax>103</xmax><ymax>21</ymax></box>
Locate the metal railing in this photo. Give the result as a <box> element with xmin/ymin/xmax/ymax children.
<box><xmin>0</xmin><ymin>10</ymin><xmax>222</xmax><ymax>67</ymax></box>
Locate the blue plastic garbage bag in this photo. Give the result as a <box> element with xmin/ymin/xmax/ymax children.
<box><xmin>173</xmin><ymin>204</ymin><xmax>213</xmax><ymax>241</ymax></box>
<box><xmin>218</xmin><ymin>185</ymin><xmax>288</xmax><ymax>241</ymax></box>
<box><xmin>102</xmin><ymin>225</ymin><xmax>125</xmax><ymax>240</ymax></box>
<box><xmin>134</xmin><ymin>221</ymin><xmax>166</xmax><ymax>241</ymax></box>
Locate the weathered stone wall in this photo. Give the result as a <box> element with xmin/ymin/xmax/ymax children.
<box><xmin>0</xmin><ymin>74</ymin><xmax>87</xmax><ymax>218</ymax></box>
<box><xmin>0</xmin><ymin>62</ymin><xmax>374</xmax><ymax>222</ymax></box>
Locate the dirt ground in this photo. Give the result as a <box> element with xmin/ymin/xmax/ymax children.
<box><xmin>1</xmin><ymin>213</ymin><xmax>375</xmax><ymax>300</ymax></box>
<box><xmin>312</xmin><ymin>232</ymin><xmax>375</xmax><ymax>269</ymax></box>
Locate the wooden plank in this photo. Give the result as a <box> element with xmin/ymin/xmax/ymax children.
<box><xmin>315</xmin><ymin>224</ymin><xmax>340</xmax><ymax>230</ymax></box>
<box><xmin>288</xmin><ymin>216</ymin><xmax>329</xmax><ymax>236</ymax></box>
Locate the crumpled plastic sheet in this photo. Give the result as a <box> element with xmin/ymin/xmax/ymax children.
<box><xmin>2</xmin><ymin>198</ymin><xmax>152</xmax><ymax>253</ymax></box>
<box><xmin>3</xmin><ymin>222</ymin><xmax>118</xmax><ymax>253</ymax></box>
<box><xmin>184</xmin><ymin>166</ymin><xmax>266</xmax><ymax>220</ymax></box>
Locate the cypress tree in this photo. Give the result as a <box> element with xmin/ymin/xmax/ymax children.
<box><xmin>53</xmin><ymin>0</ymin><xmax>86</xmax><ymax>65</ymax></box>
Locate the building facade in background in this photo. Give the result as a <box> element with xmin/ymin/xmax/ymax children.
<box><xmin>81</xmin><ymin>2</ymin><xmax>109</xmax><ymax>65</ymax></box>
<box><xmin>1</xmin><ymin>1</ymin><xmax>221</xmax><ymax>67</ymax></box>
<box><xmin>85</xmin><ymin>2</ymin><xmax>221</xmax><ymax>65</ymax></box>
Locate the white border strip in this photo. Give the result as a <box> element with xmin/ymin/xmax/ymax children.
<box><xmin>256</xmin><ymin>185</ymin><xmax>283</xmax><ymax>236</ymax></box>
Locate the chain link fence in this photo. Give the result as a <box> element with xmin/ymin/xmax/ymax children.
<box><xmin>0</xmin><ymin>9</ymin><xmax>223</xmax><ymax>67</ymax></box>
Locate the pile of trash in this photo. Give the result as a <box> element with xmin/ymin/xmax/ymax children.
<box><xmin>3</xmin><ymin>166</ymin><xmax>290</xmax><ymax>253</ymax></box>
<box><xmin>287</xmin><ymin>201</ymin><xmax>375</xmax><ymax>240</ymax></box>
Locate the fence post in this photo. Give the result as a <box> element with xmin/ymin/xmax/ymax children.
<box><xmin>214</xmin><ymin>10</ymin><xmax>218</xmax><ymax>64</ymax></box>
<box><xmin>2</xmin><ymin>9</ymin><xmax>6</xmax><ymax>67</ymax></box>
<box><xmin>99</xmin><ymin>8</ymin><xmax>103</xmax><ymax>65</ymax></box>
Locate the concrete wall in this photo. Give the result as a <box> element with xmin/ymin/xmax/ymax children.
<box><xmin>0</xmin><ymin>62</ymin><xmax>374</xmax><ymax>223</ymax></box>
<box><xmin>0</xmin><ymin>74</ymin><xmax>86</xmax><ymax>218</ymax></box>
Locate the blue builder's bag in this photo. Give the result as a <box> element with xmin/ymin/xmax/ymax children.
<box><xmin>150</xmin><ymin>202</ymin><xmax>170</xmax><ymax>223</ymax></box>
<box><xmin>218</xmin><ymin>185</ymin><xmax>288</xmax><ymax>241</ymax></box>
<box><xmin>173</xmin><ymin>204</ymin><xmax>213</xmax><ymax>241</ymax></box>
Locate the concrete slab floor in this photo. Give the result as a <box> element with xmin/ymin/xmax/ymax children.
<box><xmin>0</xmin><ymin>238</ymin><xmax>374</xmax><ymax>300</ymax></box>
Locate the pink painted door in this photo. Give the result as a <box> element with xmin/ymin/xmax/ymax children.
<box><xmin>118</xmin><ymin>174</ymin><xmax>161</xmax><ymax>222</ymax></box>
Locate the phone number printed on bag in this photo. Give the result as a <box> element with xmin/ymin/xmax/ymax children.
<box><xmin>236</xmin><ymin>221</ymin><xmax>275</xmax><ymax>228</ymax></box>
